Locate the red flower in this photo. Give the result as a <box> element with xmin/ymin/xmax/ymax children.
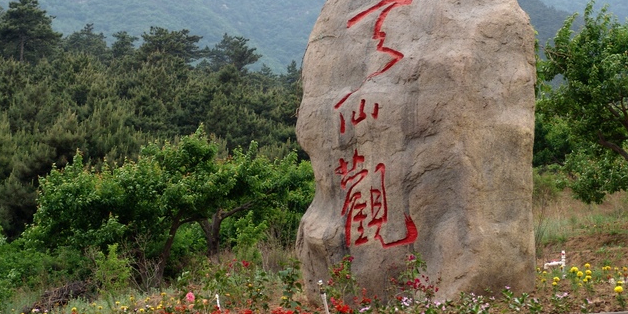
<box><xmin>242</xmin><ymin>260</ymin><xmax>250</xmax><ymax>268</ymax></box>
<box><xmin>241</xmin><ymin>309</ymin><xmax>253</xmax><ymax>314</ymax></box>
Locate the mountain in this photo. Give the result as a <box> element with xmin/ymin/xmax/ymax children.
<box><xmin>0</xmin><ymin>0</ymin><xmax>619</xmax><ymax>72</ymax></box>
<box><xmin>0</xmin><ymin>0</ymin><xmax>327</xmax><ymax>72</ymax></box>
<box><xmin>537</xmin><ymin>0</ymin><xmax>628</xmax><ymax>21</ymax></box>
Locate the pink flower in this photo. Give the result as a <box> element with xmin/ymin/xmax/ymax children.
<box><xmin>186</xmin><ymin>291</ymin><xmax>195</xmax><ymax>303</ymax></box>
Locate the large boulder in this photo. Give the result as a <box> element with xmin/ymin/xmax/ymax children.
<box><xmin>296</xmin><ymin>0</ymin><xmax>536</xmax><ymax>303</ymax></box>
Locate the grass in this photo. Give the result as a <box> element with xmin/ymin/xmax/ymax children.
<box><xmin>5</xmin><ymin>189</ymin><xmax>628</xmax><ymax>314</ymax></box>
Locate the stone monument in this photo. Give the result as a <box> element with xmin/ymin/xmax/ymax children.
<box><xmin>296</xmin><ymin>0</ymin><xmax>536</xmax><ymax>302</ymax></box>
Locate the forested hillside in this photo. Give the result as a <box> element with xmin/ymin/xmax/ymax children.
<box><xmin>0</xmin><ymin>0</ymin><xmax>326</xmax><ymax>72</ymax></box>
<box><xmin>539</xmin><ymin>0</ymin><xmax>628</xmax><ymax>20</ymax></box>
<box><xmin>0</xmin><ymin>0</ymin><xmax>601</xmax><ymax>72</ymax></box>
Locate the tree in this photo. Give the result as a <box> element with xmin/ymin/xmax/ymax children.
<box><xmin>137</xmin><ymin>27</ymin><xmax>209</xmax><ymax>64</ymax></box>
<box><xmin>111</xmin><ymin>31</ymin><xmax>137</xmax><ymax>59</ymax></box>
<box><xmin>208</xmin><ymin>33</ymin><xmax>261</xmax><ymax>72</ymax></box>
<box><xmin>26</xmin><ymin>127</ymin><xmax>314</xmax><ymax>286</ymax></box>
<box><xmin>539</xmin><ymin>0</ymin><xmax>628</xmax><ymax>202</ymax></box>
<box><xmin>63</xmin><ymin>23</ymin><xmax>111</xmax><ymax>62</ymax></box>
<box><xmin>0</xmin><ymin>0</ymin><xmax>61</xmax><ymax>63</ymax></box>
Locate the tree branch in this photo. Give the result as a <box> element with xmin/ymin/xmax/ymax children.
<box><xmin>597</xmin><ymin>131</ymin><xmax>628</xmax><ymax>161</ymax></box>
<box><xmin>219</xmin><ymin>201</ymin><xmax>254</xmax><ymax>220</ymax></box>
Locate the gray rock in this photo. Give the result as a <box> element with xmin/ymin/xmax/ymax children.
<box><xmin>296</xmin><ymin>0</ymin><xmax>536</xmax><ymax>303</ymax></box>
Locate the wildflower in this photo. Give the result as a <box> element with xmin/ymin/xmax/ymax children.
<box><xmin>616</xmin><ymin>286</ymin><xmax>624</xmax><ymax>294</ymax></box>
<box><xmin>577</xmin><ymin>271</ymin><xmax>584</xmax><ymax>278</ymax></box>
<box><xmin>71</xmin><ymin>308</ymin><xmax>77</xmax><ymax>313</ymax></box>
<box><xmin>570</xmin><ymin>267</ymin><xmax>579</xmax><ymax>273</ymax></box>
<box><xmin>584</xmin><ymin>263</ymin><xmax>591</xmax><ymax>269</ymax></box>
<box><xmin>186</xmin><ymin>291</ymin><xmax>195</xmax><ymax>303</ymax></box>
<box><xmin>242</xmin><ymin>260</ymin><xmax>250</xmax><ymax>268</ymax></box>
<box><xmin>552</xmin><ymin>281</ymin><xmax>558</xmax><ymax>286</ymax></box>
<box><xmin>161</xmin><ymin>292</ymin><xmax>167</xmax><ymax>297</ymax></box>
<box><xmin>553</xmin><ymin>276</ymin><xmax>560</xmax><ymax>282</ymax></box>
<box><xmin>585</xmin><ymin>270</ymin><xmax>592</xmax><ymax>276</ymax></box>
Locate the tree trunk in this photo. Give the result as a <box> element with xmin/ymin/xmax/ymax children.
<box><xmin>155</xmin><ymin>211</ymin><xmax>183</xmax><ymax>286</ymax></box>
<box><xmin>199</xmin><ymin>212</ymin><xmax>223</xmax><ymax>260</ymax></box>
<box><xmin>199</xmin><ymin>203</ymin><xmax>254</xmax><ymax>260</ymax></box>
<box><xmin>19</xmin><ymin>37</ymin><xmax>25</xmax><ymax>62</ymax></box>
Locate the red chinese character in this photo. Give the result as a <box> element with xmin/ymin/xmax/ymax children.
<box><xmin>335</xmin><ymin>0</ymin><xmax>411</xmax><ymax>132</ymax></box>
<box><xmin>336</xmin><ymin>151</ymin><xmax>418</xmax><ymax>248</ymax></box>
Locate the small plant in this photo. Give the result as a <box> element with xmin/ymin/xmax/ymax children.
<box><xmin>326</xmin><ymin>255</ymin><xmax>358</xmax><ymax>301</ymax></box>
<box><xmin>278</xmin><ymin>258</ymin><xmax>302</xmax><ymax>310</ymax></box>
<box><xmin>550</xmin><ymin>291</ymin><xmax>571</xmax><ymax>313</ymax></box>
<box><xmin>616</xmin><ymin>283</ymin><xmax>626</xmax><ymax>309</ymax></box>
<box><xmin>397</xmin><ymin>252</ymin><xmax>439</xmax><ymax>302</ymax></box>
<box><xmin>457</xmin><ymin>292</ymin><xmax>490</xmax><ymax>314</ymax></box>
<box><xmin>93</xmin><ymin>243</ymin><xmax>132</xmax><ymax>295</ymax></box>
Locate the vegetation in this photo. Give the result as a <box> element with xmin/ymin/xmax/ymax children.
<box><xmin>538</xmin><ymin>1</ymin><xmax>628</xmax><ymax>203</ymax></box>
<box><xmin>2</xmin><ymin>0</ymin><xmax>628</xmax><ymax>312</ymax></box>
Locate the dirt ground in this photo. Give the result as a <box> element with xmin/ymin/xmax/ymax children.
<box><xmin>536</xmin><ymin>191</ymin><xmax>628</xmax><ymax>270</ymax></box>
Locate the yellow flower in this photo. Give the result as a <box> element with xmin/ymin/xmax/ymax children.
<box><xmin>570</xmin><ymin>267</ymin><xmax>578</xmax><ymax>273</ymax></box>
<box><xmin>161</xmin><ymin>292</ymin><xmax>167</xmax><ymax>297</ymax></box>
<box><xmin>541</xmin><ymin>278</ymin><xmax>547</xmax><ymax>283</ymax></box>
<box><xmin>585</xmin><ymin>275</ymin><xmax>592</xmax><ymax>281</ymax></box>
<box><xmin>552</xmin><ymin>281</ymin><xmax>558</xmax><ymax>286</ymax></box>
<box><xmin>553</xmin><ymin>276</ymin><xmax>560</xmax><ymax>282</ymax></box>
<box><xmin>583</xmin><ymin>277</ymin><xmax>588</xmax><ymax>283</ymax></box>
<box><xmin>71</xmin><ymin>308</ymin><xmax>77</xmax><ymax>313</ymax></box>
<box><xmin>623</xmin><ymin>267</ymin><xmax>628</xmax><ymax>272</ymax></box>
<box><xmin>585</xmin><ymin>270</ymin><xmax>592</xmax><ymax>276</ymax></box>
<box><xmin>542</xmin><ymin>271</ymin><xmax>547</xmax><ymax>274</ymax></box>
<box><xmin>577</xmin><ymin>271</ymin><xmax>584</xmax><ymax>278</ymax></box>
<box><xmin>616</xmin><ymin>286</ymin><xmax>624</xmax><ymax>294</ymax></box>
<box><xmin>584</xmin><ymin>263</ymin><xmax>591</xmax><ymax>269</ymax></box>
<box><xmin>281</xmin><ymin>296</ymin><xmax>288</xmax><ymax>300</ymax></box>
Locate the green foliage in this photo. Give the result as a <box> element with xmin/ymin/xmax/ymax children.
<box><xmin>539</xmin><ymin>0</ymin><xmax>628</xmax><ymax>202</ymax></box>
<box><xmin>533</xmin><ymin>114</ymin><xmax>574</xmax><ymax>167</ymax></box>
<box><xmin>93</xmin><ymin>243</ymin><xmax>132</xmax><ymax>294</ymax></box>
<box><xmin>209</xmin><ymin>33</ymin><xmax>261</xmax><ymax>72</ymax></box>
<box><xmin>0</xmin><ymin>0</ymin><xmax>61</xmax><ymax>63</ymax></box>
<box><xmin>278</xmin><ymin>258</ymin><xmax>302</xmax><ymax>309</ymax></box>
<box><xmin>25</xmin><ymin>128</ymin><xmax>313</xmax><ymax>287</ymax></box>
<box><xmin>231</xmin><ymin>211</ymin><xmax>267</xmax><ymax>264</ymax></box>
<box><xmin>138</xmin><ymin>26</ymin><xmax>210</xmax><ymax>64</ymax></box>
<box><xmin>63</xmin><ymin>23</ymin><xmax>111</xmax><ymax>62</ymax></box>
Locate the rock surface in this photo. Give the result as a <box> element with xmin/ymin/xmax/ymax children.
<box><xmin>296</xmin><ymin>0</ymin><xmax>537</xmax><ymax>303</ymax></box>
